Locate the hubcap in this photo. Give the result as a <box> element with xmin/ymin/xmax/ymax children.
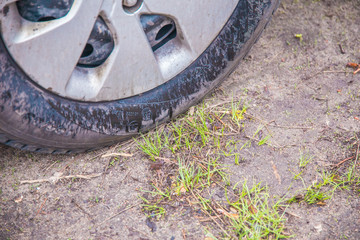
<box><xmin>0</xmin><ymin>0</ymin><xmax>238</xmax><ymax>101</ymax></box>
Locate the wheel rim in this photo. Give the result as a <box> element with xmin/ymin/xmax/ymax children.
<box><xmin>0</xmin><ymin>0</ymin><xmax>238</xmax><ymax>102</ymax></box>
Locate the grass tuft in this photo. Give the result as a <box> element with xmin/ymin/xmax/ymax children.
<box><xmin>227</xmin><ymin>181</ymin><xmax>290</xmax><ymax>239</ymax></box>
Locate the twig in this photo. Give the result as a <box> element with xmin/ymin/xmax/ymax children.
<box><xmin>42</xmin><ymin>160</ymin><xmax>58</xmax><ymax>173</ymax></box>
<box><xmin>333</xmin><ymin>156</ymin><xmax>355</xmax><ymax>168</ymax></box>
<box><xmin>212</xmin><ymin>132</ymin><xmax>240</xmax><ymax>136</ymax></box>
<box><xmin>267</xmin><ymin>124</ymin><xmax>312</xmax><ymax>130</ymax></box>
<box><xmin>20</xmin><ymin>173</ymin><xmax>102</xmax><ymax>184</ymax></box>
<box><xmin>196</xmin><ymin>215</ymin><xmax>222</xmax><ymax>222</ymax></box>
<box><xmin>101</xmin><ymin>152</ymin><xmax>133</xmax><ymax>158</ymax></box>
<box><xmin>207</xmin><ymin>99</ymin><xmax>241</xmax><ymax>110</ymax></box>
<box><xmin>339</xmin><ymin>44</ymin><xmax>345</xmax><ymax>54</ymax></box>
<box><xmin>323</xmin><ymin>70</ymin><xmax>349</xmax><ymax>73</ymax></box>
<box><xmin>72</xmin><ymin>198</ymin><xmax>93</xmax><ymax>219</ymax></box>
<box><xmin>201</xmin><ymin>204</ymin><xmax>229</xmax><ymax>236</ymax></box>
<box><xmin>333</xmin><ymin>137</ymin><xmax>360</xmax><ymax>168</ymax></box>
<box><xmin>211</xmin><ymin>113</ymin><xmax>238</xmax><ymax>133</ymax></box>
<box><xmin>190</xmin><ymin>190</ymin><xmax>230</xmax><ymax>238</ymax></box>
<box><xmin>282</xmin><ymin>209</ymin><xmax>301</xmax><ymax>218</ymax></box>
<box><xmin>119</xmin><ymin>170</ymin><xmax>131</xmax><ymax>183</ymax></box>
<box><xmin>35</xmin><ymin>197</ymin><xmax>48</xmax><ymax>216</ymax></box>
<box><xmin>214</xmin><ymin>201</ymin><xmax>239</xmax><ymax>221</ymax></box>
<box><xmin>96</xmin><ymin>203</ymin><xmax>139</xmax><ymax>226</ymax></box>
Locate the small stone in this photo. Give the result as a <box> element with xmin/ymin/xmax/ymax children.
<box><xmin>145</xmin><ymin>218</ymin><xmax>157</xmax><ymax>232</ymax></box>
<box><xmin>14</xmin><ymin>195</ymin><xmax>23</xmax><ymax>203</ymax></box>
<box><xmin>314</xmin><ymin>224</ymin><xmax>322</xmax><ymax>233</ymax></box>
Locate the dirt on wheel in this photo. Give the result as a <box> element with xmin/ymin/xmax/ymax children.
<box><xmin>1</xmin><ymin>0</ymin><xmax>360</xmax><ymax>239</ymax></box>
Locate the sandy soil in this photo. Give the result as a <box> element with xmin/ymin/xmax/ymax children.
<box><xmin>1</xmin><ymin>0</ymin><xmax>360</xmax><ymax>239</ymax></box>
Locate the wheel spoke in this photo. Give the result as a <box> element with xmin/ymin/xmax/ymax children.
<box><xmin>1</xmin><ymin>1</ymin><xmax>103</xmax><ymax>94</ymax></box>
<box><xmin>142</xmin><ymin>0</ymin><xmax>238</xmax><ymax>56</ymax></box>
<box><xmin>77</xmin><ymin>7</ymin><xmax>165</xmax><ymax>100</ymax></box>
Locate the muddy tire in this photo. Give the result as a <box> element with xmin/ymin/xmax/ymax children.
<box><xmin>0</xmin><ymin>0</ymin><xmax>279</xmax><ymax>153</ymax></box>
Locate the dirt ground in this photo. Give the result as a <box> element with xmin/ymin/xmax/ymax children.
<box><xmin>1</xmin><ymin>0</ymin><xmax>360</xmax><ymax>239</ymax></box>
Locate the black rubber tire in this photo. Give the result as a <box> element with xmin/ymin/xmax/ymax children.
<box><xmin>0</xmin><ymin>0</ymin><xmax>280</xmax><ymax>154</ymax></box>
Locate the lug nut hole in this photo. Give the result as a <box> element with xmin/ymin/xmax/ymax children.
<box><xmin>81</xmin><ymin>44</ymin><xmax>94</xmax><ymax>58</ymax></box>
<box><xmin>156</xmin><ymin>24</ymin><xmax>174</xmax><ymax>41</ymax></box>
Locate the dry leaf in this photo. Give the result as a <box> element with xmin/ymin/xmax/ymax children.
<box><xmin>347</xmin><ymin>62</ymin><xmax>359</xmax><ymax>68</ymax></box>
<box><xmin>346</xmin><ymin>62</ymin><xmax>360</xmax><ymax>75</ymax></box>
<box><xmin>271</xmin><ymin>161</ymin><xmax>282</xmax><ymax>184</ymax></box>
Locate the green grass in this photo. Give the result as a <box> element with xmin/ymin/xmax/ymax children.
<box><xmin>288</xmin><ymin>170</ymin><xmax>352</xmax><ymax>205</ymax></box>
<box><xmin>299</xmin><ymin>150</ymin><xmax>313</xmax><ymax>168</ymax></box>
<box><xmin>258</xmin><ymin>135</ymin><xmax>271</xmax><ymax>146</ymax></box>
<box><xmin>230</xmin><ymin>98</ymin><xmax>247</xmax><ymax>128</ymax></box>
<box><xmin>303</xmin><ymin>186</ymin><xmax>331</xmax><ymax>205</ymax></box>
<box><xmin>139</xmin><ymin>196</ymin><xmax>166</xmax><ymax>219</ymax></box>
<box><xmin>134</xmin><ymin>97</ymin><xmax>306</xmax><ymax>238</ymax></box>
<box><xmin>226</xmin><ymin>181</ymin><xmax>289</xmax><ymax>239</ymax></box>
<box><xmin>177</xmin><ymin>158</ymin><xmax>203</xmax><ymax>193</ymax></box>
<box><xmin>130</xmin><ymin>95</ymin><xmax>360</xmax><ymax>239</ymax></box>
<box><xmin>136</xmin><ymin>129</ymin><xmax>166</xmax><ymax>161</ymax></box>
<box><xmin>134</xmin><ymin>97</ymin><xmax>295</xmax><ymax>238</ymax></box>
<box><xmin>252</xmin><ymin>125</ymin><xmax>272</xmax><ymax>146</ymax></box>
<box><xmin>291</xmin><ymin>150</ymin><xmax>314</xmax><ymax>180</ymax></box>
<box><xmin>175</xmin><ymin>157</ymin><xmax>229</xmax><ymax>195</ymax></box>
<box><xmin>140</xmin><ymin>184</ymin><xmax>172</xmax><ymax>201</ymax></box>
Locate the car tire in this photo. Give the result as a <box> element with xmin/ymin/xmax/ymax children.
<box><xmin>0</xmin><ymin>0</ymin><xmax>280</xmax><ymax>153</ymax></box>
